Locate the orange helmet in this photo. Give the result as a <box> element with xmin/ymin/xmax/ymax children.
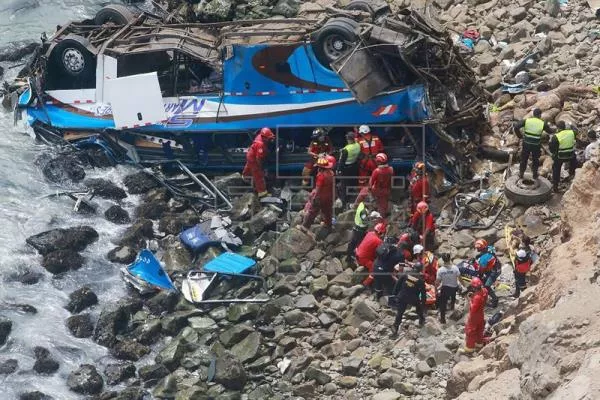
<box><xmin>416</xmin><ymin>201</ymin><xmax>429</xmax><ymax>214</ymax></box>
<box><xmin>374</xmin><ymin>222</ymin><xmax>386</xmax><ymax>235</ymax></box>
<box><xmin>470</xmin><ymin>277</ymin><xmax>483</xmax><ymax>289</ymax></box>
<box><xmin>326</xmin><ymin>155</ymin><xmax>337</xmax><ymax>169</ymax></box>
<box><xmin>474</xmin><ymin>239</ymin><xmax>488</xmax><ymax>251</ymax></box>
<box><xmin>375</xmin><ymin>153</ymin><xmax>388</xmax><ymax>164</ymax></box>
<box><xmin>260</xmin><ymin>127</ymin><xmax>275</xmax><ymax>140</ymax></box>
<box><xmin>316</xmin><ymin>157</ymin><xmax>331</xmax><ymax>169</ymax></box>
<box><xmin>414</xmin><ymin>161</ymin><xmax>425</xmax><ymax>175</ymax></box>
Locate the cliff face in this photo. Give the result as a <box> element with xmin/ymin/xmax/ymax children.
<box><xmin>450</xmin><ymin>160</ymin><xmax>600</xmax><ymax>399</ymax></box>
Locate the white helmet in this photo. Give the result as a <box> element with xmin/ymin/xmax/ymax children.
<box><xmin>413</xmin><ymin>244</ymin><xmax>424</xmax><ymax>255</ymax></box>
<box><xmin>369</xmin><ymin>211</ymin><xmax>382</xmax><ymax>220</ymax></box>
<box><xmin>517</xmin><ymin>249</ymin><xmax>527</xmax><ymax>258</ymax></box>
<box><xmin>358</xmin><ymin>125</ymin><xmax>370</xmax><ymax>135</ymax></box>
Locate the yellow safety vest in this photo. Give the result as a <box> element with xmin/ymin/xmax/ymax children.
<box><xmin>344</xmin><ymin>142</ymin><xmax>360</xmax><ymax>165</ymax></box>
<box><xmin>354</xmin><ymin>202</ymin><xmax>367</xmax><ymax>228</ymax></box>
<box><xmin>556</xmin><ymin>129</ymin><xmax>575</xmax><ymax>159</ymax></box>
<box><xmin>523</xmin><ymin>117</ymin><xmax>544</xmax><ymax>145</ymax></box>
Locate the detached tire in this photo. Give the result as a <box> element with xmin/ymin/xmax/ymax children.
<box><xmin>312</xmin><ymin>17</ymin><xmax>359</xmax><ymax>69</ymax></box>
<box><xmin>94</xmin><ymin>4</ymin><xmax>135</xmax><ymax>25</ymax></box>
<box><xmin>504</xmin><ymin>174</ymin><xmax>552</xmax><ymax>206</ymax></box>
<box><xmin>345</xmin><ymin>0</ymin><xmax>375</xmax><ymax>15</ymax></box>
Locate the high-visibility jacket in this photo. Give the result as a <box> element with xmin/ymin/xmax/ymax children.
<box><xmin>354</xmin><ymin>201</ymin><xmax>367</xmax><ymax>228</ymax></box>
<box><xmin>357</xmin><ymin>134</ymin><xmax>384</xmax><ymax>159</ymax></box>
<box><xmin>523</xmin><ymin>117</ymin><xmax>544</xmax><ymax>145</ymax></box>
<box><xmin>342</xmin><ymin>142</ymin><xmax>361</xmax><ymax>165</ymax></box>
<box><xmin>556</xmin><ymin>129</ymin><xmax>575</xmax><ymax>159</ymax></box>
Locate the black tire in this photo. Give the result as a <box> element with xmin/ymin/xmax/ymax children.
<box><xmin>504</xmin><ymin>174</ymin><xmax>552</xmax><ymax>205</ymax></box>
<box><xmin>94</xmin><ymin>4</ymin><xmax>135</xmax><ymax>25</ymax></box>
<box><xmin>345</xmin><ymin>0</ymin><xmax>375</xmax><ymax>15</ymax></box>
<box><xmin>477</xmin><ymin>145</ymin><xmax>512</xmax><ymax>162</ymax></box>
<box><xmin>48</xmin><ymin>35</ymin><xmax>96</xmax><ymax>87</ymax></box>
<box><xmin>312</xmin><ymin>17</ymin><xmax>359</xmax><ymax>69</ymax></box>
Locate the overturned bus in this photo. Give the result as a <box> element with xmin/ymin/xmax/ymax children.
<box><xmin>11</xmin><ymin>3</ymin><xmax>487</xmax><ymax>179</ymax></box>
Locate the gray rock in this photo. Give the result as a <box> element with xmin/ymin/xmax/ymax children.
<box><xmin>230</xmin><ymin>332</ymin><xmax>261</xmax><ymax>363</ymax></box>
<box><xmin>227</xmin><ymin>303</ymin><xmax>260</xmax><ymax>322</ymax></box>
<box><xmin>248</xmin><ymin>384</ymin><xmax>275</xmax><ymax>400</ymax></box>
<box><xmin>41</xmin><ymin>156</ymin><xmax>85</xmax><ymax>185</ymax></box>
<box><xmin>271</xmin><ymin>228</ymin><xmax>316</xmax><ymax>260</ymax></box>
<box><xmin>181</xmin><ymin>344</ymin><xmax>213</xmax><ymax>370</ymax></box>
<box><xmin>104</xmin><ymin>205</ymin><xmax>131</xmax><ymax>224</ymax></box>
<box><xmin>214</xmin><ymin>351</ymin><xmax>247</xmax><ymax>390</ymax></box>
<box><xmin>66</xmin><ymin>314</ymin><xmax>94</xmax><ymax>338</ymax></box>
<box><xmin>259</xmin><ymin>256</ymin><xmax>278</xmax><ymax>276</ymax></box>
<box><xmin>123</xmin><ymin>171</ymin><xmax>159</xmax><ymax>194</ymax></box>
<box><xmin>132</xmin><ymin>319</ymin><xmax>163</xmax><ymax>345</ymax></box>
<box><xmin>310</xmin><ymin>275</ymin><xmax>329</xmax><ymax>295</ymax></box>
<box><xmin>575</xmin><ymin>43</ymin><xmax>591</xmax><ymax>58</ymax></box>
<box><xmin>138</xmin><ymin>363</ymin><xmax>170</xmax><ymax>384</ymax></box>
<box><xmin>220</xmin><ymin>324</ymin><xmax>254</xmax><ymax>347</ymax></box>
<box><xmin>0</xmin><ymin>318</ymin><xmax>12</xmax><ymax>345</ymax></box>
<box><xmin>378</xmin><ymin>372</ymin><xmax>402</xmax><ymax>388</ymax></box>
<box><xmin>416</xmin><ymin>360</ymin><xmax>433</xmax><ymax>377</ymax></box>
<box><xmin>27</xmin><ymin>226</ymin><xmax>98</xmax><ymax>255</ymax></box>
<box><xmin>509</xmin><ymin>6</ymin><xmax>527</xmax><ymax>21</ymax></box>
<box><xmin>85</xmin><ymin>179</ymin><xmax>127</xmax><ymax>200</ymax></box>
<box><xmin>296</xmin><ymin>294</ymin><xmax>318</xmax><ymax>310</ymax></box>
<box><xmin>33</xmin><ymin>347</ymin><xmax>59</xmax><ymax>375</ymax></box>
<box><xmin>18</xmin><ymin>391</ymin><xmax>53</xmax><ymax>400</ymax></box>
<box><xmin>318</xmin><ymin>312</ymin><xmax>336</xmax><ymax>328</ymax></box>
<box><xmin>311</xmin><ymin>331</ymin><xmax>334</xmax><ymax>348</ymax></box>
<box><xmin>536</xmin><ymin>16</ymin><xmax>558</xmax><ymax>33</ymax></box>
<box><xmin>156</xmin><ymin>339</ymin><xmax>186</xmax><ymax>371</ymax></box>
<box><xmin>477</xmin><ymin>54</ymin><xmax>497</xmax><ymax>76</ymax></box>
<box><xmin>305</xmin><ymin>366</ymin><xmax>332</xmax><ymax>384</ymax></box>
<box><xmin>188</xmin><ymin>316</ymin><xmax>217</xmax><ymax>333</ymax></box>
<box><xmin>0</xmin><ymin>359</ymin><xmax>18</xmax><ymax>375</ymax></box>
<box><xmin>104</xmin><ymin>363</ymin><xmax>136</xmax><ymax>385</ymax></box>
<box><xmin>107</xmin><ymin>246</ymin><xmax>136</xmax><ymax>264</ymax></box>
<box><xmin>372</xmin><ymin>390</ymin><xmax>402</xmax><ymax>400</ymax></box>
<box><xmin>110</xmin><ymin>340</ymin><xmax>150</xmax><ymax>361</ymax></box>
<box><xmin>118</xmin><ymin>219</ymin><xmax>153</xmax><ymax>249</ymax></box>
<box><xmin>344</xmin><ymin>300</ymin><xmax>378</xmax><ymax>327</ymax></box>
<box><xmin>342</xmin><ymin>357</ymin><xmax>363</xmax><ymax>376</ymax></box>
<box><xmin>41</xmin><ymin>250</ymin><xmax>85</xmax><ymax>274</ymax></box>
<box><xmin>65</xmin><ymin>286</ymin><xmax>97</xmax><ymax>313</ymax></box>
<box><xmin>0</xmin><ymin>41</ymin><xmax>39</xmax><ymax>62</ymax></box>
<box><xmin>212</xmin><ymin>173</ymin><xmax>247</xmax><ymax>195</ymax></box>
<box><xmin>67</xmin><ymin>364</ymin><xmax>103</xmax><ymax>395</ymax></box>
<box><xmin>244</xmin><ymin>207</ymin><xmax>279</xmax><ymax>237</ymax></box>
<box><xmin>272</xmin><ymin>0</ymin><xmax>300</xmax><ymax>17</ymax></box>
<box><xmin>93</xmin><ymin>303</ymin><xmax>132</xmax><ymax>347</ymax></box>
<box><xmin>197</xmin><ymin>0</ymin><xmax>234</xmax><ymax>20</ymax></box>
<box><xmin>338</xmin><ymin>376</ymin><xmax>357</xmax><ymax>388</ymax></box>
<box><xmin>230</xmin><ymin>193</ymin><xmax>258</xmax><ymax>221</ymax></box>
<box><xmin>293</xmin><ymin>382</ymin><xmax>316</xmax><ymax>397</ymax></box>
<box><xmin>283</xmin><ymin>309</ymin><xmax>310</xmax><ymax>325</ymax></box>
<box><xmin>394</xmin><ymin>381</ymin><xmax>415</xmax><ymax>395</ymax></box>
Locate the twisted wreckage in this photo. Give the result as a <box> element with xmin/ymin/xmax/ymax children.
<box><xmin>9</xmin><ymin>3</ymin><xmax>487</xmax><ymax>179</ymax></box>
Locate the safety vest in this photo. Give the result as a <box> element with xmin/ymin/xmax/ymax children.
<box><xmin>354</xmin><ymin>202</ymin><xmax>367</xmax><ymax>228</ymax></box>
<box><xmin>523</xmin><ymin>117</ymin><xmax>544</xmax><ymax>145</ymax></box>
<box><xmin>344</xmin><ymin>142</ymin><xmax>360</xmax><ymax>165</ymax></box>
<box><xmin>556</xmin><ymin>129</ymin><xmax>575</xmax><ymax>159</ymax></box>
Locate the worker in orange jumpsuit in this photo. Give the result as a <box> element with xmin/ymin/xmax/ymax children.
<box><xmin>354</xmin><ymin>153</ymin><xmax>394</xmax><ymax>217</ymax></box>
<box><xmin>409</xmin><ymin>161</ymin><xmax>430</xmax><ymax>214</ymax></box>
<box><xmin>355</xmin><ymin>222</ymin><xmax>386</xmax><ymax>286</ymax></box>
<box><xmin>409</xmin><ymin>201</ymin><xmax>436</xmax><ymax>250</ymax></box>
<box><xmin>357</xmin><ymin>125</ymin><xmax>384</xmax><ymax>186</ymax></box>
<box><xmin>242</xmin><ymin>127</ymin><xmax>275</xmax><ymax>197</ymax></box>
<box><xmin>464</xmin><ymin>277</ymin><xmax>488</xmax><ymax>353</ymax></box>
<box><xmin>301</xmin><ymin>156</ymin><xmax>335</xmax><ymax>231</ymax></box>
<box><xmin>302</xmin><ymin>128</ymin><xmax>333</xmax><ymax>186</ymax></box>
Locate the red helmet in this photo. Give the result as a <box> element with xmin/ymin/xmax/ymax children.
<box><xmin>316</xmin><ymin>157</ymin><xmax>332</xmax><ymax>169</ymax></box>
<box><xmin>374</xmin><ymin>222</ymin><xmax>386</xmax><ymax>235</ymax></box>
<box><xmin>398</xmin><ymin>233</ymin><xmax>411</xmax><ymax>243</ymax></box>
<box><xmin>475</xmin><ymin>239</ymin><xmax>488</xmax><ymax>251</ymax></box>
<box><xmin>416</xmin><ymin>201</ymin><xmax>429</xmax><ymax>214</ymax></box>
<box><xmin>260</xmin><ymin>127</ymin><xmax>275</xmax><ymax>140</ymax></box>
<box><xmin>375</xmin><ymin>153</ymin><xmax>388</xmax><ymax>164</ymax></box>
<box><xmin>326</xmin><ymin>155</ymin><xmax>337</xmax><ymax>169</ymax></box>
<box><xmin>470</xmin><ymin>277</ymin><xmax>483</xmax><ymax>289</ymax></box>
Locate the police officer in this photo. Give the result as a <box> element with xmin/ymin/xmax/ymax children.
<box><xmin>373</xmin><ymin>237</ymin><xmax>405</xmax><ymax>299</ymax></box>
<box><xmin>549</xmin><ymin>120</ymin><xmax>577</xmax><ymax>192</ymax></box>
<box><xmin>338</xmin><ymin>132</ymin><xmax>361</xmax><ymax>205</ymax></box>
<box><xmin>390</xmin><ymin>262</ymin><xmax>426</xmax><ymax>337</ymax></box>
<box><xmin>515</xmin><ymin>108</ymin><xmax>552</xmax><ymax>179</ymax></box>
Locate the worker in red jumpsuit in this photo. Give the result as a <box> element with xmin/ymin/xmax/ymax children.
<box><xmin>413</xmin><ymin>244</ymin><xmax>438</xmax><ymax>285</ymax></box>
<box><xmin>354</xmin><ymin>153</ymin><xmax>394</xmax><ymax>217</ymax></box>
<box><xmin>408</xmin><ymin>161</ymin><xmax>430</xmax><ymax>214</ymax></box>
<box><xmin>300</xmin><ymin>156</ymin><xmax>335</xmax><ymax>231</ymax></box>
<box><xmin>464</xmin><ymin>277</ymin><xmax>488</xmax><ymax>353</ymax></box>
<box><xmin>409</xmin><ymin>201</ymin><xmax>436</xmax><ymax>250</ymax></box>
<box><xmin>355</xmin><ymin>222</ymin><xmax>386</xmax><ymax>286</ymax></box>
<box><xmin>242</xmin><ymin>127</ymin><xmax>275</xmax><ymax>197</ymax></box>
<box><xmin>357</xmin><ymin>125</ymin><xmax>384</xmax><ymax>186</ymax></box>
<box><xmin>302</xmin><ymin>128</ymin><xmax>333</xmax><ymax>186</ymax></box>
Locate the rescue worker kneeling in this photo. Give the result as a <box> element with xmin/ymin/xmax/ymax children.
<box><xmin>464</xmin><ymin>277</ymin><xmax>488</xmax><ymax>353</ymax></box>
<box><xmin>355</xmin><ymin>222</ymin><xmax>386</xmax><ymax>287</ymax></box>
<box><xmin>513</xmin><ymin>248</ymin><xmax>532</xmax><ymax>298</ymax></box>
<box><xmin>300</xmin><ymin>156</ymin><xmax>335</xmax><ymax>232</ymax></box>
<box><xmin>390</xmin><ymin>262</ymin><xmax>426</xmax><ymax>337</ymax></box>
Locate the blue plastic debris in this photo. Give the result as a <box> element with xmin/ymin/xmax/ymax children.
<box><xmin>203</xmin><ymin>252</ymin><xmax>256</xmax><ymax>275</ymax></box>
<box><xmin>125</xmin><ymin>249</ymin><xmax>176</xmax><ymax>292</ymax></box>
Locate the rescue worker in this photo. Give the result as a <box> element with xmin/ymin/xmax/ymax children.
<box><xmin>584</xmin><ymin>129</ymin><xmax>600</xmax><ymax>161</ymax></box>
<box><xmin>409</xmin><ymin>201</ymin><xmax>436</xmax><ymax>250</ymax></box>
<box><xmin>513</xmin><ymin>248</ymin><xmax>532</xmax><ymax>298</ymax></box>
<box><xmin>515</xmin><ymin>108</ymin><xmax>552</xmax><ymax>179</ymax></box>
<box><xmin>355</xmin><ymin>222</ymin><xmax>386</xmax><ymax>287</ymax></box>
<box><xmin>390</xmin><ymin>262</ymin><xmax>426</xmax><ymax>337</ymax></box>
<box><xmin>549</xmin><ymin>120</ymin><xmax>577</xmax><ymax>192</ymax></box>
<box><xmin>356</xmin><ymin>125</ymin><xmax>384</xmax><ymax>186</ymax></box>
<box><xmin>397</xmin><ymin>232</ymin><xmax>415</xmax><ymax>261</ymax></box>
<box><xmin>413</xmin><ymin>244</ymin><xmax>438</xmax><ymax>285</ymax></box>
<box><xmin>354</xmin><ymin>153</ymin><xmax>394</xmax><ymax>216</ymax></box>
<box><xmin>338</xmin><ymin>132</ymin><xmax>361</xmax><ymax>205</ymax></box>
<box><xmin>373</xmin><ymin>237</ymin><xmax>405</xmax><ymax>299</ymax></box>
<box><xmin>436</xmin><ymin>253</ymin><xmax>462</xmax><ymax>324</ymax></box>
<box><xmin>408</xmin><ymin>161</ymin><xmax>430</xmax><ymax>214</ymax></box>
<box><xmin>302</xmin><ymin>128</ymin><xmax>333</xmax><ymax>186</ymax></box>
<box><xmin>300</xmin><ymin>156</ymin><xmax>335</xmax><ymax>232</ymax></box>
<box><xmin>242</xmin><ymin>127</ymin><xmax>275</xmax><ymax>197</ymax></box>
<box><xmin>473</xmin><ymin>239</ymin><xmax>500</xmax><ymax>308</ymax></box>
<box><xmin>463</xmin><ymin>277</ymin><xmax>488</xmax><ymax>353</ymax></box>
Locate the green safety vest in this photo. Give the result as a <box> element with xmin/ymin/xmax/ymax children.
<box><xmin>344</xmin><ymin>142</ymin><xmax>360</xmax><ymax>165</ymax></box>
<box><xmin>523</xmin><ymin>117</ymin><xmax>544</xmax><ymax>145</ymax></box>
<box><xmin>556</xmin><ymin>129</ymin><xmax>575</xmax><ymax>159</ymax></box>
<box><xmin>354</xmin><ymin>202</ymin><xmax>367</xmax><ymax>228</ymax></box>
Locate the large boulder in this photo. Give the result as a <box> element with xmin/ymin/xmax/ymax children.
<box><xmin>123</xmin><ymin>172</ymin><xmax>159</xmax><ymax>194</ymax></box>
<box><xmin>446</xmin><ymin>357</ymin><xmax>491</xmax><ymax>398</ymax></box>
<box><xmin>230</xmin><ymin>331</ymin><xmax>261</xmax><ymax>363</ymax></box>
<box><xmin>0</xmin><ymin>317</ymin><xmax>12</xmax><ymax>345</ymax></box>
<box><xmin>343</xmin><ymin>300</ymin><xmax>379</xmax><ymax>327</ymax></box>
<box><xmin>110</xmin><ymin>340</ymin><xmax>150</xmax><ymax>361</ymax></box>
<box><xmin>33</xmin><ymin>347</ymin><xmax>59</xmax><ymax>375</ymax></box>
<box><xmin>118</xmin><ymin>219</ymin><xmax>153</xmax><ymax>249</ymax></box>
<box><xmin>84</xmin><ymin>179</ymin><xmax>127</xmax><ymax>200</ymax></box>
<box><xmin>66</xmin><ymin>314</ymin><xmax>94</xmax><ymax>338</ymax></box>
<box><xmin>93</xmin><ymin>303</ymin><xmax>132</xmax><ymax>347</ymax></box>
<box><xmin>214</xmin><ymin>351</ymin><xmax>247</xmax><ymax>390</ymax></box>
<box><xmin>27</xmin><ymin>226</ymin><xmax>98</xmax><ymax>255</ymax></box>
<box><xmin>67</xmin><ymin>364</ymin><xmax>103</xmax><ymax>395</ymax></box>
<box><xmin>197</xmin><ymin>0</ymin><xmax>235</xmax><ymax>20</ymax></box>
<box><xmin>243</xmin><ymin>207</ymin><xmax>280</xmax><ymax>238</ymax></box>
<box><xmin>18</xmin><ymin>391</ymin><xmax>53</xmax><ymax>400</ymax></box>
<box><xmin>135</xmin><ymin>200</ymin><xmax>168</xmax><ymax>220</ymax></box>
<box><xmin>41</xmin><ymin>156</ymin><xmax>85</xmax><ymax>184</ymax></box>
<box><xmin>227</xmin><ymin>303</ymin><xmax>260</xmax><ymax>323</ymax></box>
<box><xmin>271</xmin><ymin>227</ymin><xmax>316</xmax><ymax>260</ymax></box>
<box><xmin>220</xmin><ymin>324</ymin><xmax>254</xmax><ymax>347</ymax></box>
<box><xmin>107</xmin><ymin>246</ymin><xmax>137</xmax><ymax>264</ymax></box>
<box><xmin>41</xmin><ymin>250</ymin><xmax>84</xmax><ymax>274</ymax></box>
<box><xmin>65</xmin><ymin>286</ymin><xmax>98</xmax><ymax>313</ymax></box>
<box><xmin>0</xmin><ymin>359</ymin><xmax>18</xmax><ymax>375</ymax></box>
<box><xmin>138</xmin><ymin>363</ymin><xmax>170</xmax><ymax>384</ymax></box>
<box><xmin>230</xmin><ymin>193</ymin><xmax>259</xmax><ymax>221</ymax></box>
<box><xmin>104</xmin><ymin>363</ymin><xmax>136</xmax><ymax>385</ymax></box>
<box><xmin>155</xmin><ymin>338</ymin><xmax>186</xmax><ymax>371</ymax></box>
<box><xmin>104</xmin><ymin>205</ymin><xmax>131</xmax><ymax>224</ymax></box>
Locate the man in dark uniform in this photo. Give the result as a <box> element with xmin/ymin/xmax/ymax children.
<box><xmin>390</xmin><ymin>262</ymin><xmax>426</xmax><ymax>337</ymax></box>
<box><xmin>549</xmin><ymin>120</ymin><xmax>577</xmax><ymax>192</ymax></box>
<box><xmin>514</xmin><ymin>108</ymin><xmax>552</xmax><ymax>179</ymax></box>
<box><xmin>373</xmin><ymin>237</ymin><xmax>405</xmax><ymax>300</ymax></box>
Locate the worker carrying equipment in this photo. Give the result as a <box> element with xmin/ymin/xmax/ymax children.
<box><xmin>242</xmin><ymin>127</ymin><xmax>275</xmax><ymax>197</ymax></box>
